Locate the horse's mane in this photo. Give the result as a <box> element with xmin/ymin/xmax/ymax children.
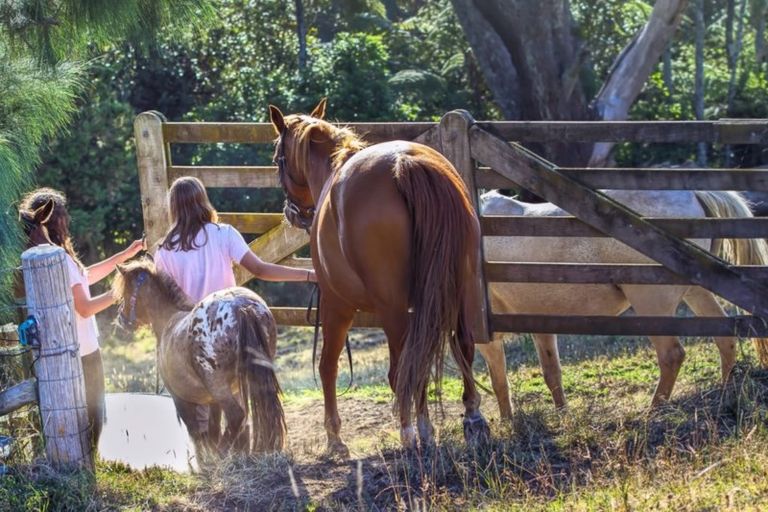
<box><xmin>287</xmin><ymin>115</ymin><xmax>368</xmax><ymax>174</ymax></box>
<box><xmin>112</xmin><ymin>257</ymin><xmax>194</xmax><ymax>312</ymax></box>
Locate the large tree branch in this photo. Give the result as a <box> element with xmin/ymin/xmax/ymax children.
<box><xmin>589</xmin><ymin>0</ymin><xmax>688</xmax><ymax>166</ymax></box>
<box><xmin>449</xmin><ymin>0</ymin><xmax>521</xmax><ymax>119</ymax></box>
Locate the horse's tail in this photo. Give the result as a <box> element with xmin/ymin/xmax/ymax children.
<box><xmin>695</xmin><ymin>190</ymin><xmax>768</xmax><ymax>365</ymax></box>
<box><xmin>392</xmin><ymin>149</ymin><xmax>479</xmax><ymax>419</ymax></box>
<box><xmin>237</xmin><ymin>304</ymin><xmax>286</xmax><ymax>452</ymax></box>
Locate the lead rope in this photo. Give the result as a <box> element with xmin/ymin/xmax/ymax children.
<box><xmin>306</xmin><ymin>283</ymin><xmax>354</xmax><ymax>395</ymax></box>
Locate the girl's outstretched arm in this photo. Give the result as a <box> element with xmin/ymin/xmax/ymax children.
<box><xmin>239</xmin><ymin>251</ymin><xmax>317</xmax><ymax>283</ymax></box>
<box><xmin>87</xmin><ymin>239</ymin><xmax>144</xmax><ymax>285</ymax></box>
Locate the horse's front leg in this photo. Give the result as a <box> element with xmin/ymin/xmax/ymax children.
<box><xmin>476</xmin><ymin>334</ymin><xmax>513</xmax><ymax>420</ymax></box>
<box><xmin>319</xmin><ymin>297</ymin><xmax>355</xmax><ymax>457</ymax></box>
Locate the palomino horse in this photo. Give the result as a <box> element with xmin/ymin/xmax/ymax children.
<box><xmin>476</xmin><ymin>189</ymin><xmax>768</xmax><ymax>418</ymax></box>
<box><xmin>269</xmin><ymin>99</ymin><xmax>489</xmax><ymax>453</ymax></box>
<box><xmin>113</xmin><ymin>258</ymin><xmax>286</xmax><ymax>455</ymax></box>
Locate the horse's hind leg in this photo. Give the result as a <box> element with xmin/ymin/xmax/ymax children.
<box><xmin>172</xmin><ymin>396</ymin><xmax>213</xmax><ymax>462</ymax></box>
<box><xmin>684</xmin><ymin>286</ymin><xmax>736</xmax><ymax>382</ymax></box>
<box><xmin>532</xmin><ymin>333</ymin><xmax>566</xmax><ymax>409</ymax></box>
<box><xmin>211</xmin><ymin>393</ymin><xmax>245</xmax><ymax>453</ymax></box>
<box><xmin>456</xmin><ymin>324</ymin><xmax>490</xmax><ymax>445</ymax></box>
<box><xmin>475</xmin><ymin>334</ymin><xmax>513</xmax><ymax>420</ymax></box>
<box><xmin>208</xmin><ymin>404</ymin><xmax>222</xmax><ymax>447</ymax></box>
<box><xmin>319</xmin><ymin>298</ymin><xmax>355</xmax><ymax>457</ymax></box>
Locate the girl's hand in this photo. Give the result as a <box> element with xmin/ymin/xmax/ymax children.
<box><xmin>127</xmin><ymin>239</ymin><xmax>145</xmax><ymax>258</ymax></box>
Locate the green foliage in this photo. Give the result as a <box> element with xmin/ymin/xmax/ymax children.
<box><xmin>0</xmin><ymin>44</ymin><xmax>82</xmax><ymax>319</ymax></box>
<box><xmin>0</xmin><ymin>0</ymin><xmax>214</xmax><ymax>65</ymax></box>
<box><xmin>36</xmin><ymin>63</ymin><xmax>141</xmax><ymax>262</ymax></box>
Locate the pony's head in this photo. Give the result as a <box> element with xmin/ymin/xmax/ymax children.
<box><xmin>113</xmin><ymin>257</ymin><xmax>192</xmax><ymax>330</ymax></box>
<box><xmin>18</xmin><ymin>199</ymin><xmax>54</xmax><ymax>246</ymax></box>
<box><xmin>269</xmin><ymin>98</ymin><xmax>366</xmax><ymax>229</ymax></box>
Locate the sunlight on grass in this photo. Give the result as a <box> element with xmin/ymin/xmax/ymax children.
<box><xmin>9</xmin><ymin>325</ymin><xmax>766</xmax><ymax>510</ymax></box>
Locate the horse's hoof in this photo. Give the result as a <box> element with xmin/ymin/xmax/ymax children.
<box><xmin>326</xmin><ymin>440</ymin><xmax>350</xmax><ymax>459</ymax></box>
<box><xmin>417</xmin><ymin>420</ymin><xmax>435</xmax><ymax>449</ymax></box>
<box><xmin>463</xmin><ymin>413</ymin><xmax>490</xmax><ymax>446</ymax></box>
<box><xmin>400</xmin><ymin>426</ymin><xmax>418</xmax><ymax>450</ymax></box>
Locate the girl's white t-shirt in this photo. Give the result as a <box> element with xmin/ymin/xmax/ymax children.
<box><xmin>154</xmin><ymin>223</ymin><xmax>250</xmax><ymax>303</ymax></box>
<box><xmin>65</xmin><ymin>254</ymin><xmax>100</xmax><ymax>356</ymax></box>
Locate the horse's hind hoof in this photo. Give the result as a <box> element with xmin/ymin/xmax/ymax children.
<box><xmin>463</xmin><ymin>412</ymin><xmax>490</xmax><ymax>446</ymax></box>
<box><xmin>326</xmin><ymin>440</ymin><xmax>350</xmax><ymax>459</ymax></box>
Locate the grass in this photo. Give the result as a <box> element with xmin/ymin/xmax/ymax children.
<box><xmin>2</xmin><ymin>323</ymin><xmax>768</xmax><ymax>510</ymax></box>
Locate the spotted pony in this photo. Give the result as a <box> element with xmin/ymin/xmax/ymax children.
<box><xmin>113</xmin><ymin>257</ymin><xmax>285</xmax><ymax>456</ymax></box>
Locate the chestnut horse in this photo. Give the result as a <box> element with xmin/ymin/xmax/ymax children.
<box><xmin>269</xmin><ymin>99</ymin><xmax>489</xmax><ymax>453</ymax></box>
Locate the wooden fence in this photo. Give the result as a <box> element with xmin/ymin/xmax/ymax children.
<box><xmin>0</xmin><ymin>245</ymin><xmax>93</xmax><ymax>470</ymax></box>
<box><xmin>135</xmin><ymin>110</ymin><xmax>768</xmax><ymax>338</ymax></box>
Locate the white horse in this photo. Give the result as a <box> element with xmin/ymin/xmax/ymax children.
<box><xmin>476</xmin><ymin>189</ymin><xmax>768</xmax><ymax>418</ymax></box>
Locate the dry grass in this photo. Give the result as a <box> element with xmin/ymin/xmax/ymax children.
<box><xmin>3</xmin><ymin>324</ymin><xmax>768</xmax><ymax>510</ymax></box>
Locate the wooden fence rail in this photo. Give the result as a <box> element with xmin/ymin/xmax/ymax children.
<box><xmin>136</xmin><ymin>112</ymin><xmax>768</xmax><ymax>336</ymax></box>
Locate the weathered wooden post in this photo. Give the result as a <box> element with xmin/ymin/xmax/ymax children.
<box><xmin>439</xmin><ymin>110</ymin><xmax>491</xmax><ymax>343</ymax></box>
<box><xmin>135</xmin><ymin>111</ymin><xmax>171</xmax><ymax>252</ymax></box>
<box><xmin>21</xmin><ymin>244</ymin><xmax>92</xmax><ymax>471</ymax></box>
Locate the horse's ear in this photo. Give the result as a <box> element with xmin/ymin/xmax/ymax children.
<box><xmin>310</xmin><ymin>98</ymin><xmax>327</xmax><ymax>120</ymax></box>
<box><xmin>33</xmin><ymin>199</ymin><xmax>54</xmax><ymax>225</ymax></box>
<box><xmin>269</xmin><ymin>105</ymin><xmax>286</xmax><ymax>135</ymax></box>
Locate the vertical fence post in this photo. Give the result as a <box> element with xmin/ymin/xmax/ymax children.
<box><xmin>439</xmin><ymin>110</ymin><xmax>491</xmax><ymax>343</ymax></box>
<box><xmin>135</xmin><ymin>111</ymin><xmax>171</xmax><ymax>252</ymax></box>
<box><xmin>21</xmin><ymin>245</ymin><xmax>92</xmax><ymax>471</ymax></box>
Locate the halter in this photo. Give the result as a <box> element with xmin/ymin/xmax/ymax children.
<box><xmin>118</xmin><ymin>271</ymin><xmax>148</xmax><ymax>331</ymax></box>
<box><xmin>275</xmin><ymin>128</ymin><xmax>316</xmax><ymax>231</ymax></box>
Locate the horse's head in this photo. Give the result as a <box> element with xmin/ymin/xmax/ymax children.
<box><xmin>114</xmin><ymin>256</ymin><xmax>193</xmax><ymax>331</ymax></box>
<box><xmin>18</xmin><ymin>199</ymin><xmax>55</xmax><ymax>246</ymax></box>
<box><xmin>268</xmin><ymin>99</ymin><xmax>329</xmax><ymax>230</ymax></box>
<box><xmin>269</xmin><ymin>98</ymin><xmax>367</xmax><ymax>231</ymax></box>
<box><xmin>113</xmin><ymin>257</ymin><xmax>157</xmax><ymax>331</ymax></box>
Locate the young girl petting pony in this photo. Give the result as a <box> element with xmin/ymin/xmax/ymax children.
<box><xmin>154</xmin><ymin>176</ymin><xmax>315</xmax><ymax>303</ymax></box>
<box><xmin>152</xmin><ymin>176</ymin><xmax>316</xmax><ymax>439</ymax></box>
<box><xmin>19</xmin><ymin>188</ymin><xmax>144</xmax><ymax>453</ymax></box>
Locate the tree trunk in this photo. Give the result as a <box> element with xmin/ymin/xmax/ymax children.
<box><xmin>450</xmin><ymin>0</ymin><xmax>589</xmax><ymax>166</ymax></box>
<box><xmin>694</xmin><ymin>0</ymin><xmax>707</xmax><ymax>166</ymax></box>
<box><xmin>726</xmin><ymin>0</ymin><xmax>747</xmax><ymax>113</ymax></box>
<box><xmin>755</xmin><ymin>0</ymin><xmax>766</xmax><ymax>67</ymax></box>
<box><xmin>589</xmin><ymin>0</ymin><xmax>689</xmax><ymax>166</ymax></box>
<box><xmin>663</xmin><ymin>44</ymin><xmax>674</xmax><ymax>95</ymax></box>
<box><xmin>294</xmin><ymin>0</ymin><xmax>307</xmax><ymax>69</ymax></box>
<box><xmin>725</xmin><ymin>0</ymin><xmax>747</xmax><ymax>166</ymax></box>
<box><xmin>451</xmin><ymin>0</ymin><xmax>688</xmax><ymax>168</ymax></box>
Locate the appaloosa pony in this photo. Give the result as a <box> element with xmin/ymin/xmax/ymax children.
<box><xmin>270</xmin><ymin>99</ymin><xmax>489</xmax><ymax>453</ymax></box>
<box><xmin>476</xmin><ymin>189</ymin><xmax>768</xmax><ymax>418</ymax></box>
<box><xmin>113</xmin><ymin>258</ymin><xmax>286</xmax><ymax>455</ymax></box>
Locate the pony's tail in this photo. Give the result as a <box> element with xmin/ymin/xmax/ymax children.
<box><xmin>392</xmin><ymin>151</ymin><xmax>478</xmax><ymax>420</ymax></box>
<box><xmin>237</xmin><ymin>305</ymin><xmax>286</xmax><ymax>452</ymax></box>
<box><xmin>695</xmin><ymin>191</ymin><xmax>768</xmax><ymax>366</ymax></box>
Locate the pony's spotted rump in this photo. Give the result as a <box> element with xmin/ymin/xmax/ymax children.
<box><xmin>113</xmin><ymin>258</ymin><xmax>285</xmax><ymax>456</ymax></box>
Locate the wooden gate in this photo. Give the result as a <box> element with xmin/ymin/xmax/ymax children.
<box><xmin>135</xmin><ymin>110</ymin><xmax>768</xmax><ymax>341</ymax></box>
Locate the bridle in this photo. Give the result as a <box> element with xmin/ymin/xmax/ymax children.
<box><xmin>275</xmin><ymin>128</ymin><xmax>315</xmax><ymax>231</ymax></box>
<box><xmin>275</xmin><ymin>126</ymin><xmax>354</xmax><ymax>393</ymax></box>
<box><xmin>117</xmin><ymin>271</ymin><xmax>149</xmax><ymax>331</ymax></box>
